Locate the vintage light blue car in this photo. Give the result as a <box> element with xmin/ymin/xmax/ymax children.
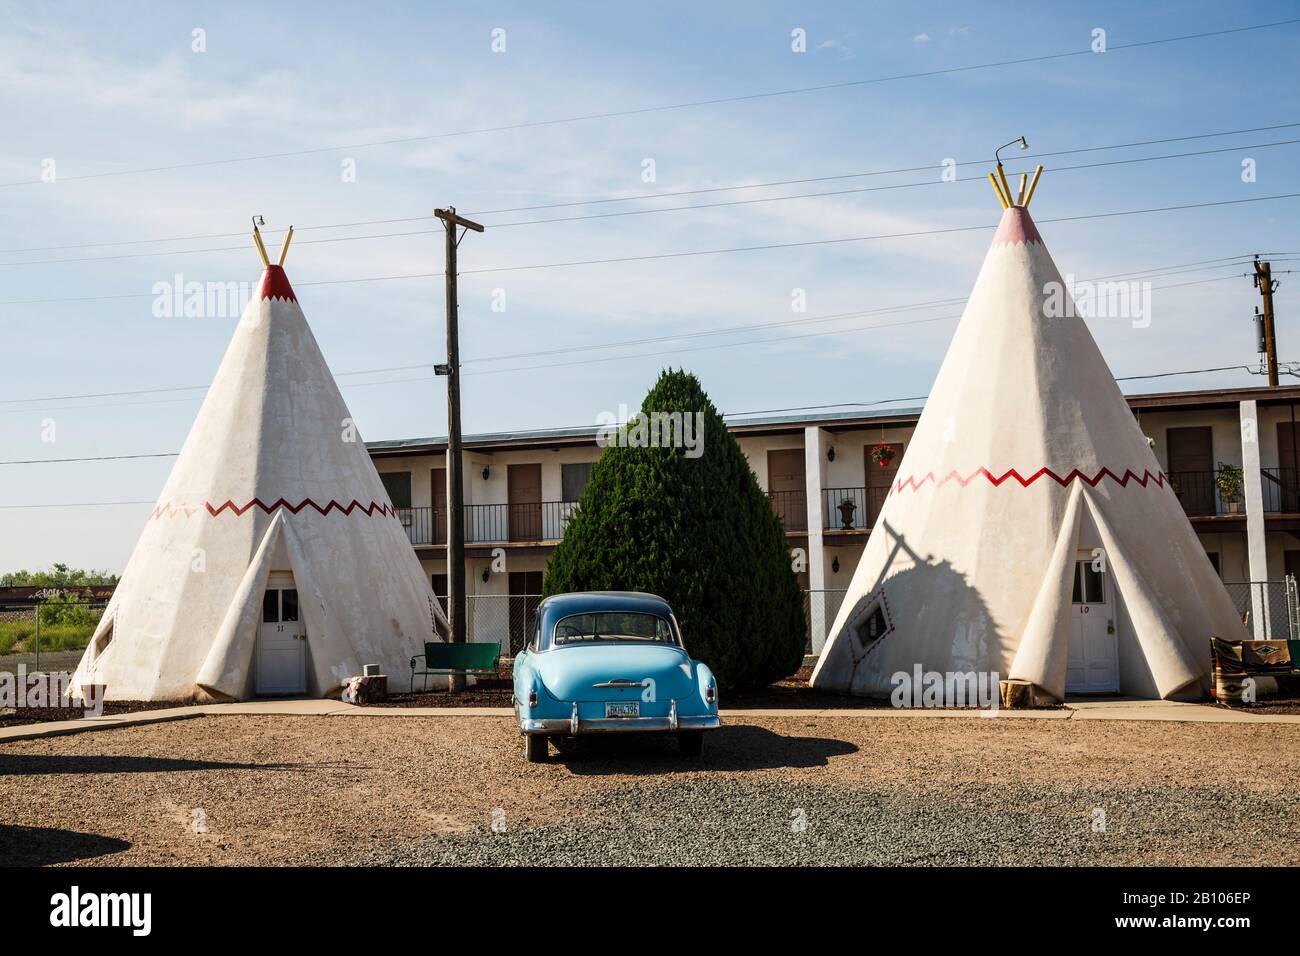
<box><xmin>513</xmin><ymin>591</ymin><xmax>720</xmax><ymax>762</ymax></box>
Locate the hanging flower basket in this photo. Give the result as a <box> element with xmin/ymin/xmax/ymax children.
<box><xmin>869</xmin><ymin>443</ymin><xmax>896</xmax><ymax>468</ymax></box>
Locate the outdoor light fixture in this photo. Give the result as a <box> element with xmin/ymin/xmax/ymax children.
<box><xmin>481</xmin><ymin>567</ymin><xmax>491</xmax><ymax>583</ymax></box>
<box><xmin>832</xmin><ymin>556</ymin><xmax>840</xmax><ymax>573</ymax></box>
<box><xmin>481</xmin><ymin>465</ymin><xmax>491</xmax><ymax>480</ymax></box>
<box><xmin>995</xmin><ymin>135</ymin><xmax>1029</xmax><ymax>165</ymax></box>
<box><xmin>827</xmin><ymin>446</ymin><xmax>836</xmax><ymax>462</ymax></box>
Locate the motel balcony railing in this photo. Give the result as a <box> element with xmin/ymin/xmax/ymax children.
<box><xmin>767</xmin><ymin>489</ymin><xmax>808</xmax><ymax>532</ymax></box>
<box><xmin>1261</xmin><ymin>466</ymin><xmax>1300</xmax><ymax>514</ymax></box>
<box><xmin>1165</xmin><ymin>467</ymin><xmax>1300</xmax><ymax>517</ymax></box>
<box><xmin>396</xmin><ymin>501</ymin><xmax>579</xmax><ymax>547</ymax></box>
<box><xmin>823</xmin><ymin>486</ymin><xmax>890</xmax><ymax>530</ymax></box>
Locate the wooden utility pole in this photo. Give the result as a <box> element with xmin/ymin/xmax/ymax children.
<box><xmin>1254</xmin><ymin>258</ymin><xmax>1279</xmax><ymax>387</ymax></box>
<box><xmin>434</xmin><ymin>206</ymin><xmax>484</xmax><ymax>692</ymax></box>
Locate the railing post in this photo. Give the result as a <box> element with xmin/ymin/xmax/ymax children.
<box><xmin>34</xmin><ymin>606</ymin><xmax>40</xmax><ymax>672</ymax></box>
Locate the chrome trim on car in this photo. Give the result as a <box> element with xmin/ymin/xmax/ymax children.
<box><xmin>669</xmin><ymin>698</ymin><xmax>678</xmax><ymax>731</ymax></box>
<box><xmin>520</xmin><ymin>714</ymin><xmax>721</xmax><ymax>735</ymax></box>
<box><xmin>592</xmin><ymin>679</ymin><xmax>645</xmax><ymax>688</ymax></box>
<box><xmin>570</xmin><ymin>701</ymin><xmax>579</xmax><ymax>735</ymax></box>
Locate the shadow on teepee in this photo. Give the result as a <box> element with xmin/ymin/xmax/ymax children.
<box><xmin>816</xmin><ymin>520</ymin><xmax>1001</xmax><ymax>697</ymax></box>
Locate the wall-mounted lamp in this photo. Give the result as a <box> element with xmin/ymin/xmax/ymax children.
<box><xmin>481</xmin><ymin>567</ymin><xmax>491</xmax><ymax>583</ymax></box>
<box><xmin>827</xmin><ymin>446</ymin><xmax>836</xmax><ymax>462</ymax></box>
<box><xmin>481</xmin><ymin>465</ymin><xmax>491</xmax><ymax>481</ymax></box>
<box><xmin>832</xmin><ymin>556</ymin><xmax>840</xmax><ymax>574</ymax></box>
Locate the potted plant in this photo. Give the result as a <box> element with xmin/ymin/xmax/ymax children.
<box><xmin>1216</xmin><ymin>462</ymin><xmax>1244</xmax><ymax>514</ymax></box>
<box><xmin>838</xmin><ymin>496</ymin><xmax>857</xmax><ymax>530</ymax></box>
<box><xmin>869</xmin><ymin>443</ymin><xmax>896</xmax><ymax>469</ymax></box>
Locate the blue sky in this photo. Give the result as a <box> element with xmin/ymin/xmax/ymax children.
<box><xmin>2</xmin><ymin>1</ymin><xmax>1298</xmax><ymax>572</ymax></box>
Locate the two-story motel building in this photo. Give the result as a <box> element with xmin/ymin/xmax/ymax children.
<box><xmin>368</xmin><ymin>384</ymin><xmax>1300</xmax><ymax>654</ymax></box>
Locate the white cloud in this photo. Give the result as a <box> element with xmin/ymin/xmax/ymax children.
<box><xmin>912</xmin><ymin>33</ymin><xmax>931</xmax><ymax>45</ymax></box>
<box><xmin>815</xmin><ymin>39</ymin><xmax>855</xmax><ymax>61</ymax></box>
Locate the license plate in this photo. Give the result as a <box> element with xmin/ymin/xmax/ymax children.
<box><xmin>605</xmin><ymin>701</ymin><xmax>639</xmax><ymax>718</ymax></box>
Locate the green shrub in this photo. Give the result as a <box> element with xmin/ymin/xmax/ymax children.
<box><xmin>38</xmin><ymin>598</ymin><xmax>97</xmax><ymax>628</ymax></box>
<box><xmin>543</xmin><ymin>369</ymin><xmax>805</xmax><ymax>688</ymax></box>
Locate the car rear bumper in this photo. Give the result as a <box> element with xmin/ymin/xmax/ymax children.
<box><xmin>518</xmin><ymin>699</ymin><xmax>720</xmax><ymax>735</ymax></box>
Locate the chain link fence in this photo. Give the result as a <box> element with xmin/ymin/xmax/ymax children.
<box><xmin>0</xmin><ymin>601</ymin><xmax>106</xmax><ymax>678</ymax></box>
<box><xmin>1222</xmin><ymin>579</ymin><xmax>1299</xmax><ymax>641</ymax></box>
<box><xmin>460</xmin><ymin>591</ymin><xmax>850</xmax><ymax>658</ymax></box>
<box><xmin>804</xmin><ymin>589</ymin><xmax>848</xmax><ymax>654</ymax></box>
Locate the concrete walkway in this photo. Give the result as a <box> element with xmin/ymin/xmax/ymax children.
<box><xmin>3</xmin><ymin>696</ymin><xmax>1299</xmax><ymax>744</ymax></box>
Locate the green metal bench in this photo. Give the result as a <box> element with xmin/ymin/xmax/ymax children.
<box><xmin>409</xmin><ymin>641</ymin><xmax>501</xmax><ymax>692</ymax></box>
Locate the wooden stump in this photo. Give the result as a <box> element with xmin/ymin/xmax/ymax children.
<box><xmin>999</xmin><ymin>679</ymin><xmax>1035</xmax><ymax>710</ymax></box>
<box><xmin>341</xmin><ymin>674</ymin><xmax>387</xmax><ymax>705</ymax></box>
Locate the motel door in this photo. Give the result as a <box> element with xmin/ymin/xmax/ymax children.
<box><xmin>864</xmin><ymin>443</ymin><xmax>904</xmax><ymax>525</ymax></box>
<box><xmin>508</xmin><ymin>464</ymin><xmax>543</xmax><ymax>542</ymax></box>
<box><xmin>767</xmin><ymin>449</ymin><xmax>807</xmax><ymax>532</ymax></box>
<box><xmin>1065</xmin><ymin>555</ymin><xmax>1119</xmax><ymax>694</ymax></box>
<box><xmin>256</xmin><ymin>573</ymin><xmax>306</xmax><ymax>695</ymax></box>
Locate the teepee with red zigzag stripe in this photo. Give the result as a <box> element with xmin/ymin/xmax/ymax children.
<box><xmin>72</xmin><ymin>227</ymin><xmax>447</xmax><ymax>701</ymax></box>
<box><xmin>811</xmin><ymin>164</ymin><xmax>1246</xmax><ymax>701</ymax></box>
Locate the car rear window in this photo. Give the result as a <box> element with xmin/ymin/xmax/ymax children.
<box><xmin>551</xmin><ymin>612</ymin><xmax>677</xmax><ymax>648</ymax></box>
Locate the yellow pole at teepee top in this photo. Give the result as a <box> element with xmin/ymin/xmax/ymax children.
<box><xmin>252</xmin><ymin>224</ymin><xmax>271</xmax><ymax>267</ymax></box>
<box><xmin>987</xmin><ymin>172</ymin><xmax>1010</xmax><ymax>208</ymax></box>
<box><xmin>1016</xmin><ymin>172</ymin><xmax>1028</xmax><ymax>206</ymax></box>
<box><xmin>1023</xmin><ymin>164</ymin><xmax>1045</xmax><ymax>208</ymax></box>
<box><xmin>996</xmin><ymin>163</ymin><xmax>1014</xmax><ymax>211</ymax></box>
<box><xmin>277</xmin><ymin>226</ymin><xmax>295</xmax><ymax>266</ymax></box>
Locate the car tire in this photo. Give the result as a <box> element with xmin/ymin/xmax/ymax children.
<box><xmin>677</xmin><ymin>731</ymin><xmax>704</xmax><ymax>756</ymax></box>
<box><xmin>525</xmin><ymin>734</ymin><xmax>549</xmax><ymax>763</ymax></box>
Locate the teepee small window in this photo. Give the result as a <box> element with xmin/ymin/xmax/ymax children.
<box><xmin>854</xmin><ymin>602</ymin><xmax>889</xmax><ymax>650</ymax></box>
<box><xmin>93</xmin><ymin>620</ymin><xmax>114</xmax><ymax>659</ymax></box>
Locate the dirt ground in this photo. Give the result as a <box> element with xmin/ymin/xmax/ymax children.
<box><xmin>385</xmin><ymin>665</ymin><xmax>1054</xmax><ymax>709</ymax></box>
<box><xmin>1</xmin><ymin>713</ymin><xmax>1297</xmax><ymax>866</ymax></box>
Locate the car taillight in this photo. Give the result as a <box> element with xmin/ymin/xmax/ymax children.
<box><xmin>705</xmin><ymin>682</ymin><xmax>716</xmax><ymax>704</ymax></box>
<box><xmin>528</xmin><ymin>688</ymin><xmax>538</xmax><ymax>707</ymax></box>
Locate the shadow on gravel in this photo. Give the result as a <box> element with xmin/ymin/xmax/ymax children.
<box><xmin>550</xmin><ymin>724</ymin><xmax>857</xmax><ymax>774</ymax></box>
<box><xmin>0</xmin><ymin>824</ymin><xmax>131</xmax><ymax>865</ymax></box>
<box><xmin>0</xmin><ymin>754</ymin><xmax>305</xmax><ymax>777</ymax></box>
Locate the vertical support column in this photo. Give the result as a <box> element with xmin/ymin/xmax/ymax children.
<box><xmin>1240</xmin><ymin>399</ymin><xmax>1269</xmax><ymax>638</ymax></box>
<box><xmin>804</xmin><ymin>426</ymin><xmax>830</xmax><ymax>652</ymax></box>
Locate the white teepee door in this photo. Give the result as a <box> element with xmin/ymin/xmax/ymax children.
<box><xmin>256</xmin><ymin>575</ymin><xmax>306</xmax><ymax>695</ymax></box>
<box><xmin>1066</xmin><ymin>556</ymin><xmax>1119</xmax><ymax>694</ymax></box>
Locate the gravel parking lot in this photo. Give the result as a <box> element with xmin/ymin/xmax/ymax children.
<box><xmin>1</xmin><ymin>714</ymin><xmax>1297</xmax><ymax>866</ymax></box>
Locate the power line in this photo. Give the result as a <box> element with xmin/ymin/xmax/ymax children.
<box><xmin>7</xmin><ymin>141</ymin><xmax>1299</xmax><ymax>269</ymax></box>
<box><xmin>0</xmin><ymin>261</ymin><xmax>1270</xmax><ymax>411</ymax></box>
<box><xmin>0</xmin><ymin>364</ymin><xmax>1281</xmax><ymax>489</ymax></box>
<box><xmin>0</xmin><ymin>271</ymin><xmax>1269</xmax><ymax>436</ymax></box>
<box><xmin>7</xmin><ymin>122</ymin><xmax>1297</xmax><ymax>256</ymax></box>
<box><xmin>0</xmin><ymin>501</ymin><xmax>154</xmax><ymax>510</ymax></box>
<box><xmin>467</xmin><ymin>124</ymin><xmax>1300</xmax><ymax>215</ymax></box>
<box><xmin>0</xmin><ymin>452</ymin><xmax>177</xmax><ymax>465</ymax></box>
<box><xmin>479</xmin><ymin>140</ymin><xmax>1300</xmax><ymax>230</ymax></box>
<box><xmin>3</xmin><ymin>17</ymin><xmax>1294</xmax><ymax>190</ymax></box>
<box><xmin>453</xmin><ymin>193</ymin><xmax>1300</xmax><ymax>277</ymax></box>
<box><xmin>4</xmin><ymin>192</ymin><xmax>1294</xmax><ymax>309</ymax></box>
<box><xmin>0</xmin><ymin>256</ymin><xmax>1262</xmax><ymax>407</ymax></box>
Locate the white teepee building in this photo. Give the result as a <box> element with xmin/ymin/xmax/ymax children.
<box><xmin>811</xmin><ymin>167</ymin><xmax>1245</xmax><ymax>701</ymax></box>
<box><xmin>73</xmin><ymin>232</ymin><xmax>447</xmax><ymax>701</ymax></box>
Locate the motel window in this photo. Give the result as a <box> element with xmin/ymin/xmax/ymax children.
<box><xmin>262</xmin><ymin>589</ymin><xmax>279</xmax><ymax>623</ymax></box>
<box><xmin>380</xmin><ymin>471</ymin><xmax>412</xmax><ymax>510</ymax></box>
<box><xmin>561</xmin><ymin>462</ymin><xmax>594</xmax><ymax>502</ymax></box>
<box><xmin>1071</xmin><ymin>561</ymin><xmax>1105</xmax><ymax>605</ymax></box>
